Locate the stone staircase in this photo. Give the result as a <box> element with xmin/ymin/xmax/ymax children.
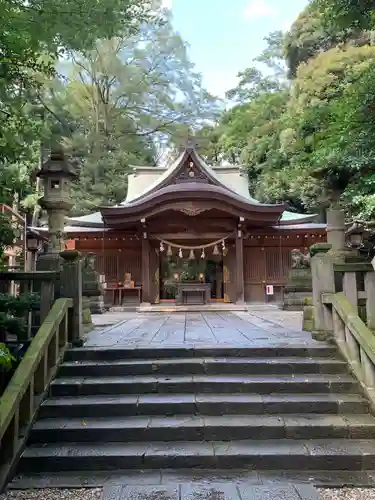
<box><xmin>11</xmin><ymin>342</ymin><xmax>375</xmax><ymax>488</ymax></box>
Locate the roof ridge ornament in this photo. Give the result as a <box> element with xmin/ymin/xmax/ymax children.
<box><xmin>185</xmin><ymin>135</ymin><xmax>197</xmax><ymax>152</ymax></box>
<box><xmin>177</xmin><ymin>134</ymin><xmax>209</xmax><ymax>153</ymax></box>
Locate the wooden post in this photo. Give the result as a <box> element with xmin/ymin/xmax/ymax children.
<box><xmin>149</xmin><ymin>246</ymin><xmax>160</xmax><ymax>304</ymax></box>
<box><xmin>332</xmin><ymin>308</ymin><xmax>346</xmax><ymax>354</ymax></box>
<box><xmin>40</xmin><ymin>279</ymin><xmax>55</xmax><ymax>324</ymax></box>
<box><xmin>60</xmin><ymin>251</ymin><xmax>83</xmax><ymax>345</ymax></box>
<box><xmin>235</xmin><ymin>230</ymin><xmax>245</xmax><ymax>304</ymax></box>
<box><xmin>142</xmin><ymin>235</ymin><xmax>150</xmax><ymax>304</ymax></box>
<box><xmin>343</xmin><ymin>272</ymin><xmax>358</xmax><ymax>312</ymax></box>
<box><xmin>365</xmin><ymin>271</ymin><xmax>375</xmax><ymax>330</ymax></box>
<box><xmin>311</xmin><ymin>247</ymin><xmax>334</xmax><ymax>334</ymax></box>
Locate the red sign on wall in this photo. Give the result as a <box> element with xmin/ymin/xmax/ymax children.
<box><xmin>266</xmin><ymin>285</ymin><xmax>274</xmax><ymax>296</ymax></box>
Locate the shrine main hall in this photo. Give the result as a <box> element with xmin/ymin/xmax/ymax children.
<box><xmin>63</xmin><ymin>142</ymin><xmax>326</xmax><ymax>307</ymax></box>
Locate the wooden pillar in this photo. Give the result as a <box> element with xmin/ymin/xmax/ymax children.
<box><xmin>235</xmin><ymin>229</ymin><xmax>245</xmax><ymax>304</ymax></box>
<box><xmin>149</xmin><ymin>246</ymin><xmax>160</xmax><ymax>304</ymax></box>
<box><xmin>311</xmin><ymin>247</ymin><xmax>334</xmax><ymax>333</ymax></box>
<box><xmin>60</xmin><ymin>250</ymin><xmax>83</xmax><ymax>346</ymax></box>
<box><xmin>142</xmin><ymin>235</ymin><xmax>150</xmax><ymax>304</ymax></box>
<box><xmin>365</xmin><ymin>272</ymin><xmax>375</xmax><ymax>330</ymax></box>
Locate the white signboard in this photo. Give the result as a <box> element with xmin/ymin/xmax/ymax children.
<box><xmin>266</xmin><ymin>285</ymin><xmax>274</xmax><ymax>296</ymax></box>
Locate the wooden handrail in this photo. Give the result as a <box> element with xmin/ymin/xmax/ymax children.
<box><xmin>331</xmin><ymin>293</ymin><xmax>375</xmax><ymax>364</ymax></box>
<box><xmin>333</xmin><ymin>263</ymin><xmax>374</xmax><ymax>273</ymax></box>
<box><xmin>328</xmin><ymin>292</ymin><xmax>375</xmax><ymax>409</ymax></box>
<box><xmin>0</xmin><ymin>271</ymin><xmax>58</xmax><ymax>281</ymax></box>
<box><xmin>0</xmin><ymin>297</ymin><xmax>73</xmax><ymax>491</ymax></box>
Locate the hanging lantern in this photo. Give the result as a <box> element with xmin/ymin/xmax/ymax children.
<box><xmin>222</xmin><ymin>240</ymin><xmax>226</xmax><ymax>250</ymax></box>
<box><xmin>167</xmin><ymin>245</ymin><xmax>172</xmax><ymax>257</ymax></box>
<box><xmin>160</xmin><ymin>241</ymin><xmax>165</xmax><ymax>252</ymax></box>
<box><xmin>179</xmin><ymin>248</ymin><xmax>183</xmax><ymax>258</ymax></box>
<box><xmin>212</xmin><ymin>244</ymin><xmax>219</xmax><ymax>256</ymax></box>
<box><xmin>188</xmin><ymin>249</ymin><xmax>195</xmax><ymax>260</ymax></box>
<box><xmin>201</xmin><ymin>249</ymin><xmax>205</xmax><ymax>259</ymax></box>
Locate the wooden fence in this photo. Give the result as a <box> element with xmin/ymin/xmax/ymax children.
<box><xmin>0</xmin><ymin>254</ymin><xmax>82</xmax><ymax>491</ymax></box>
<box><xmin>0</xmin><ymin>271</ymin><xmax>59</xmax><ymax>342</ymax></box>
<box><xmin>316</xmin><ymin>261</ymin><xmax>375</xmax><ymax>410</ymax></box>
<box><xmin>0</xmin><ymin>298</ymin><xmax>73</xmax><ymax>489</ymax></box>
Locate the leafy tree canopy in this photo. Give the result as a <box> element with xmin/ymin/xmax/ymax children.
<box><xmin>197</xmin><ymin>13</ymin><xmax>375</xmax><ymax>221</ymax></box>
<box><xmin>311</xmin><ymin>0</ymin><xmax>375</xmax><ymax>31</ymax></box>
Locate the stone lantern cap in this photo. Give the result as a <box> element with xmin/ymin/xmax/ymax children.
<box><xmin>37</xmin><ymin>146</ymin><xmax>78</xmax><ymax>179</ymax></box>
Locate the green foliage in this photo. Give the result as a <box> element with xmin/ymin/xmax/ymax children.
<box><xmin>284</xmin><ymin>2</ymin><xmax>357</xmax><ymax>78</ymax></box>
<box><xmin>0</xmin><ymin>293</ymin><xmax>40</xmax><ymax>315</ymax></box>
<box><xmin>195</xmin><ymin>125</ymin><xmax>223</xmax><ymax>164</ymax></box>
<box><xmin>0</xmin><ymin>292</ymin><xmax>40</xmax><ymax>341</ymax></box>
<box><xmin>0</xmin><ymin>343</ymin><xmax>15</xmax><ymax>371</ymax></box>
<box><xmin>0</xmin><ymin>213</ymin><xmax>15</xmax><ymax>264</ymax></box>
<box><xmin>226</xmin><ymin>67</ymin><xmax>282</xmax><ymax>103</ymax></box>
<box><xmin>198</xmin><ymin>14</ymin><xmax>375</xmax><ymax>221</ymax></box>
<box><xmin>46</xmin><ymin>15</ymin><xmax>220</xmax><ymax>214</ymax></box>
<box><xmin>313</xmin><ymin>63</ymin><xmax>375</xmax><ymax>219</ymax></box>
<box><xmin>2</xmin><ymin>0</ymin><xmax>375</xmax><ymax>229</ymax></box>
<box><xmin>0</xmin><ymin>0</ymin><xmax>155</xmax><ymax>216</ymax></box>
<box><xmin>0</xmin><ymin>314</ymin><xmax>26</xmax><ymax>338</ymax></box>
<box><xmin>311</xmin><ymin>0</ymin><xmax>375</xmax><ymax>31</ymax></box>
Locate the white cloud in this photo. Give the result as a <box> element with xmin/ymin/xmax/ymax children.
<box><xmin>244</xmin><ymin>0</ymin><xmax>278</xmax><ymax>20</ymax></box>
<box><xmin>161</xmin><ymin>0</ymin><xmax>172</xmax><ymax>9</ymax></box>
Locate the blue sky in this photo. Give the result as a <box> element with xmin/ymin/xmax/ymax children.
<box><xmin>163</xmin><ymin>0</ymin><xmax>308</xmax><ymax>97</ymax></box>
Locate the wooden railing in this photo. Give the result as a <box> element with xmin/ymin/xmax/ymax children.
<box><xmin>0</xmin><ymin>297</ymin><xmax>73</xmax><ymax>490</ymax></box>
<box><xmin>332</xmin><ymin>263</ymin><xmax>375</xmax><ymax>329</ymax></box>
<box><xmin>0</xmin><ymin>251</ymin><xmax>82</xmax><ymax>491</ymax></box>
<box><xmin>323</xmin><ymin>292</ymin><xmax>375</xmax><ymax>408</ymax></box>
<box><xmin>0</xmin><ymin>271</ymin><xmax>59</xmax><ymax>342</ymax></box>
<box><xmin>319</xmin><ymin>262</ymin><xmax>375</xmax><ymax>408</ymax></box>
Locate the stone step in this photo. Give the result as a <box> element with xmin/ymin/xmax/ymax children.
<box><xmin>39</xmin><ymin>393</ymin><xmax>369</xmax><ymax>419</ymax></box>
<box><xmin>18</xmin><ymin>439</ymin><xmax>375</xmax><ymax>472</ymax></box>
<box><xmin>28</xmin><ymin>414</ymin><xmax>375</xmax><ymax>443</ymax></box>
<box><xmin>12</xmin><ymin>480</ymin><xmax>320</xmax><ymax>500</ymax></box>
<box><xmin>64</xmin><ymin>344</ymin><xmax>338</xmax><ymax>362</ymax></box>
<box><xmin>9</xmin><ymin>468</ymin><xmax>375</xmax><ymax>489</ymax></box>
<box><xmin>57</xmin><ymin>357</ymin><xmax>347</xmax><ymax>377</ymax></box>
<box><xmin>50</xmin><ymin>374</ymin><xmax>358</xmax><ymax>397</ymax></box>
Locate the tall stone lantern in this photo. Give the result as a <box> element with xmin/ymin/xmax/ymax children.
<box><xmin>37</xmin><ymin>146</ymin><xmax>78</xmax><ymax>269</ymax></box>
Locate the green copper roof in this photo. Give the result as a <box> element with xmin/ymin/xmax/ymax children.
<box><xmin>68</xmin><ymin>211</ymin><xmax>104</xmax><ymax>226</ymax></box>
<box><xmin>67</xmin><ymin>209</ymin><xmax>317</xmax><ymax>227</ymax></box>
<box><xmin>280</xmin><ymin>211</ymin><xmax>317</xmax><ymax>223</ymax></box>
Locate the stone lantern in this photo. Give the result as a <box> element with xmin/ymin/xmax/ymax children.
<box><xmin>36</xmin><ymin>145</ymin><xmax>77</xmax><ymax>268</ymax></box>
<box><xmin>26</xmin><ymin>228</ymin><xmax>45</xmax><ymax>271</ymax></box>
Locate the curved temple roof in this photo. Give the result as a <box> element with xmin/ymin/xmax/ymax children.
<box><xmin>66</xmin><ymin>143</ymin><xmax>319</xmax><ymax>229</ymax></box>
<box><xmin>124</xmin><ymin>148</ymin><xmax>259</xmax><ymax>204</ymax></box>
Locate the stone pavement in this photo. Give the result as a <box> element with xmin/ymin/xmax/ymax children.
<box><xmin>102</xmin><ymin>482</ymin><xmax>319</xmax><ymax>500</ymax></box>
<box><xmin>88</xmin><ymin>310</ymin><xmax>306</xmax><ymax>347</ymax></box>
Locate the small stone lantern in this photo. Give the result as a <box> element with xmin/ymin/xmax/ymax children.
<box><xmin>345</xmin><ymin>222</ymin><xmax>365</xmax><ymax>250</ymax></box>
<box><xmin>37</xmin><ymin>146</ymin><xmax>78</xmax><ymax>263</ymax></box>
<box><xmin>26</xmin><ymin>229</ymin><xmax>45</xmax><ymax>270</ymax></box>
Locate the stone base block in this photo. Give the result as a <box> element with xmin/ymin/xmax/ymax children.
<box><xmin>302</xmin><ymin>304</ymin><xmax>314</xmax><ymax>332</ymax></box>
<box><xmin>311</xmin><ymin>330</ymin><xmax>334</xmax><ymax>342</ymax></box>
<box><xmin>283</xmin><ymin>292</ymin><xmax>312</xmax><ymax>311</ymax></box>
<box><xmin>90</xmin><ymin>296</ymin><xmax>105</xmax><ymax>314</ymax></box>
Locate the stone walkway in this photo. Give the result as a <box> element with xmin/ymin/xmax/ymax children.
<box><xmin>101</xmin><ymin>482</ymin><xmax>319</xmax><ymax>500</ymax></box>
<box><xmin>88</xmin><ymin>310</ymin><xmax>307</xmax><ymax>347</ymax></box>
